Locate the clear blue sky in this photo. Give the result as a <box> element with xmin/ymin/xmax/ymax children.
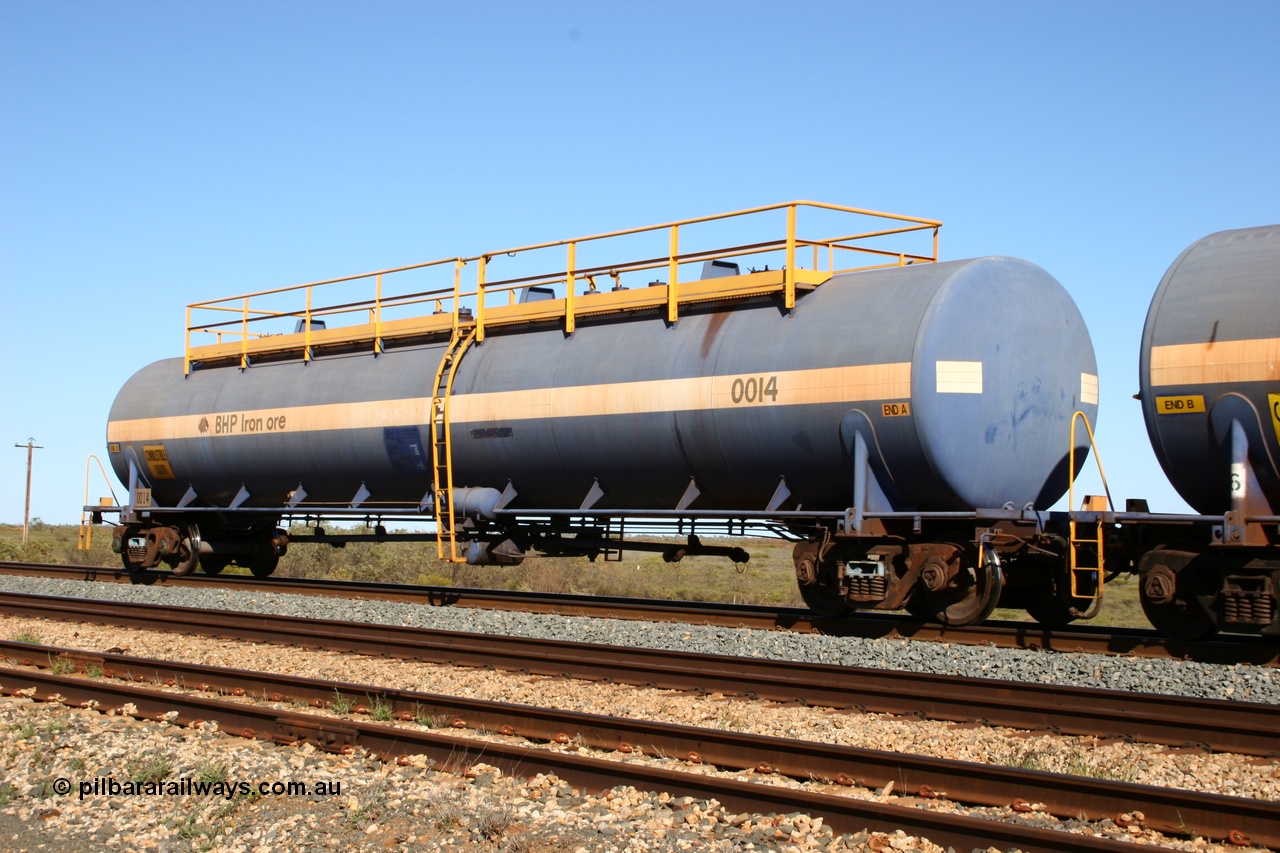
<box><xmin>2</xmin><ymin>1</ymin><xmax>1277</xmax><ymax>524</ymax></box>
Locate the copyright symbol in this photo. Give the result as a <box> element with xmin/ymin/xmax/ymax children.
<box><xmin>52</xmin><ymin>778</ymin><xmax>71</xmax><ymax>796</ymax></box>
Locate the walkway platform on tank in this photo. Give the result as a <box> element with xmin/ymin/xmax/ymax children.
<box><xmin>182</xmin><ymin>201</ymin><xmax>942</xmax><ymax>373</ymax></box>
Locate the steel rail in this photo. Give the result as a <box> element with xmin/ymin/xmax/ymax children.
<box><xmin>3</xmin><ymin>560</ymin><xmax>1278</xmax><ymax>667</ymax></box>
<box><xmin>0</xmin><ymin>664</ymin><xmax>1265</xmax><ymax>851</ymax></box>
<box><xmin>1</xmin><ymin>590</ymin><xmax>1275</xmax><ymax>758</ymax></box>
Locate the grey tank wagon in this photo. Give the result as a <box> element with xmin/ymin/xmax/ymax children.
<box><xmin>89</xmin><ymin>202</ymin><xmax>1280</xmax><ymax>637</ymax></box>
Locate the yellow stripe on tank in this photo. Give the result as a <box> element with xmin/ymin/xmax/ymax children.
<box><xmin>106</xmin><ymin>362</ymin><xmax>912</xmax><ymax>443</ymax></box>
<box><xmin>447</xmin><ymin>363</ymin><xmax>911</xmax><ymax>422</ymax></box>
<box><xmin>1150</xmin><ymin>337</ymin><xmax>1280</xmax><ymax>387</ymax></box>
<box><xmin>107</xmin><ymin>398</ymin><xmax>433</xmax><ymax>443</ymax></box>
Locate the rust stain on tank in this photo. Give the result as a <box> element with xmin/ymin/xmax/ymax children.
<box><xmin>701</xmin><ymin>312</ymin><xmax>730</xmax><ymax>360</ymax></box>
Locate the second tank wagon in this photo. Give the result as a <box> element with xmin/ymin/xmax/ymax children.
<box><xmin>1124</xmin><ymin>224</ymin><xmax>1280</xmax><ymax>638</ymax></box>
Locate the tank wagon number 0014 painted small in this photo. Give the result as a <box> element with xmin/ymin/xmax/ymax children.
<box><xmin>85</xmin><ymin>202</ymin><xmax>1280</xmax><ymax>640</ymax></box>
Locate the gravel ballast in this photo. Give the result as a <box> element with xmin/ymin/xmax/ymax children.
<box><xmin>1</xmin><ymin>575</ymin><xmax>1276</xmax><ymax>852</ymax></box>
<box><xmin>0</xmin><ymin>574</ymin><xmax>1275</xmax><ymax>704</ymax></box>
<box><xmin>0</xmin><ymin>696</ymin><xmax>902</xmax><ymax>853</ymax></box>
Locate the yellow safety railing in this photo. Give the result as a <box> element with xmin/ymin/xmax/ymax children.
<box><xmin>183</xmin><ymin>201</ymin><xmax>942</xmax><ymax>374</ymax></box>
<box><xmin>1067</xmin><ymin>411</ymin><xmax>1114</xmax><ymax>599</ymax></box>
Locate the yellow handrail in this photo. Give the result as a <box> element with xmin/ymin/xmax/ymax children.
<box><xmin>784</xmin><ymin>203</ymin><xmax>797</xmax><ymax>309</ymax></box>
<box><xmin>184</xmin><ymin>201</ymin><xmax>943</xmax><ymax>373</ymax></box>
<box><xmin>667</xmin><ymin>225</ymin><xmax>679</xmax><ymax>323</ymax></box>
<box><xmin>77</xmin><ymin>454</ymin><xmax>121</xmax><ymax>551</ymax></box>
<box><xmin>1067</xmin><ymin>410</ymin><xmax>1113</xmax><ymax>600</ymax></box>
<box><xmin>1067</xmin><ymin>410</ymin><xmax>1113</xmax><ymax>514</ymax></box>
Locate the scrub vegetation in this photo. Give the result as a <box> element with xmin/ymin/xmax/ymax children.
<box><xmin>1</xmin><ymin>523</ymin><xmax>1148</xmax><ymax>628</ymax></box>
<box><xmin>0</xmin><ymin>520</ymin><xmax>117</xmax><ymax>566</ymax></box>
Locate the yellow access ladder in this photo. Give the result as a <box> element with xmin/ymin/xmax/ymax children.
<box><xmin>430</xmin><ymin>328</ymin><xmax>476</xmax><ymax>562</ymax></box>
<box><xmin>1067</xmin><ymin>411</ymin><xmax>1112</xmax><ymax>599</ymax></box>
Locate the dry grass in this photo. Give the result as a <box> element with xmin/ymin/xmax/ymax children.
<box><xmin>0</xmin><ymin>521</ymin><xmax>118</xmax><ymax>567</ymax></box>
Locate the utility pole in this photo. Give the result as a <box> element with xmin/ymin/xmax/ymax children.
<box><xmin>14</xmin><ymin>438</ymin><xmax>43</xmax><ymax>546</ymax></box>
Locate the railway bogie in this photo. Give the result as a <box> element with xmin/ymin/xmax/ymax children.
<box><xmin>1108</xmin><ymin>514</ymin><xmax>1280</xmax><ymax>639</ymax></box>
<box><xmin>112</xmin><ymin>518</ymin><xmax>287</xmax><ymax>578</ymax></box>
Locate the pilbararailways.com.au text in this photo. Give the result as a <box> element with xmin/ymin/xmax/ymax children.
<box><xmin>59</xmin><ymin>776</ymin><xmax>342</xmax><ymax>801</ymax></box>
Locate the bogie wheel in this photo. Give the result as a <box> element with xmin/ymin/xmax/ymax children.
<box><xmin>169</xmin><ymin>524</ymin><xmax>201</xmax><ymax>577</ymax></box>
<box><xmin>199</xmin><ymin>556</ymin><xmax>228</xmax><ymax>575</ymax></box>
<box><xmin>903</xmin><ymin>596</ymin><xmax>936</xmax><ymax>621</ymax></box>
<box><xmin>908</xmin><ymin>550</ymin><xmax>1004</xmax><ymax>627</ymax></box>
<box><xmin>1024</xmin><ymin>596</ymin><xmax>1080</xmax><ymax>629</ymax></box>
<box><xmin>1138</xmin><ymin>548</ymin><xmax>1220</xmax><ymax>640</ymax></box>
<box><xmin>793</xmin><ymin>540</ymin><xmax>851</xmax><ymax>618</ymax></box>
<box><xmin>1022</xmin><ymin>567</ymin><xmax>1094</xmax><ymax>628</ymax></box>
<box><xmin>248</xmin><ymin>549</ymin><xmax>278</xmax><ymax>579</ymax></box>
<box><xmin>799</xmin><ymin>581</ymin><xmax>852</xmax><ymax>618</ymax></box>
<box><xmin>248</xmin><ymin>527</ymin><xmax>287</xmax><ymax>578</ymax></box>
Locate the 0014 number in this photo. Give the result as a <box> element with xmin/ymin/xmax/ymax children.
<box><xmin>731</xmin><ymin>375</ymin><xmax>778</xmax><ymax>404</ymax></box>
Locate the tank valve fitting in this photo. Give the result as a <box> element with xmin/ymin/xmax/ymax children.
<box><xmin>465</xmin><ymin>538</ymin><xmax>525</xmax><ymax>566</ymax></box>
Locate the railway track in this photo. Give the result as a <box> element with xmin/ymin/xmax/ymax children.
<box><xmin>4</xmin><ymin>559</ymin><xmax>1279</xmax><ymax>667</ymax></box>
<box><xmin>1</xmin><ymin>590</ymin><xmax>1275</xmax><ymax>757</ymax></box>
<box><xmin>1</xmin><ymin>642</ymin><xmax>1275</xmax><ymax>849</ymax></box>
